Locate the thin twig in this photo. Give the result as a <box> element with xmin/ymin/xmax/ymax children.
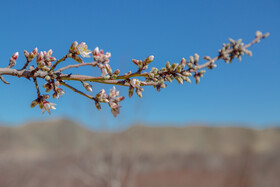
<box><xmin>0</xmin><ymin>75</ymin><xmax>9</xmax><ymax>84</ymax></box>
<box><xmin>33</xmin><ymin>78</ymin><xmax>40</xmax><ymax>97</ymax></box>
<box><xmin>60</xmin><ymin>81</ymin><xmax>97</xmax><ymax>101</ymax></box>
<box><xmin>20</xmin><ymin>60</ymin><xmax>31</xmax><ymax>71</ymax></box>
<box><xmin>57</xmin><ymin>61</ymin><xmax>98</xmax><ymax>72</ymax></box>
<box><xmin>50</xmin><ymin>54</ymin><xmax>69</xmax><ymax>71</ymax></box>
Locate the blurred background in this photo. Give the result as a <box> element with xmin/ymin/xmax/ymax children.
<box><xmin>0</xmin><ymin>0</ymin><xmax>279</xmax><ymax>186</ymax></box>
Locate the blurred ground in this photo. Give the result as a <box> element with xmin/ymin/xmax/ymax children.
<box><xmin>0</xmin><ymin>119</ymin><xmax>280</xmax><ymax>187</ymax></box>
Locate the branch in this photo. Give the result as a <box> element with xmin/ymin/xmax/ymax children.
<box><xmin>0</xmin><ymin>31</ymin><xmax>269</xmax><ymax>117</ymax></box>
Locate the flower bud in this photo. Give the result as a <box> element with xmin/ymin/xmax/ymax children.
<box><xmin>116</xmin><ymin>96</ymin><xmax>125</xmax><ymax>102</ymax></box>
<box><xmin>29</xmin><ymin>65</ymin><xmax>35</xmax><ymax>70</ymax></box>
<box><xmin>93</xmin><ymin>47</ymin><xmax>100</xmax><ymax>56</ymax></box>
<box><xmin>45</xmin><ymin>75</ymin><xmax>51</xmax><ymax>81</ymax></box>
<box><xmin>165</xmin><ymin>75</ymin><xmax>172</xmax><ymax>83</ymax></box>
<box><xmin>175</xmin><ymin>76</ymin><xmax>183</xmax><ymax>84</ymax></box>
<box><xmin>8</xmin><ymin>52</ymin><xmax>19</xmax><ymax>68</ymax></box>
<box><xmin>37</xmin><ymin>51</ymin><xmax>44</xmax><ymax>63</ymax></box>
<box><xmin>160</xmin><ymin>84</ymin><xmax>167</xmax><ymax>88</ymax></box>
<box><xmin>144</xmin><ymin>55</ymin><xmax>154</xmax><ymax>64</ymax></box>
<box><xmin>47</xmin><ymin>49</ymin><xmax>53</xmax><ymax>56</ymax></box>
<box><xmin>138</xmin><ymin>60</ymin><xmax>143</xmax><ymax>69</ymax></box>
<box><xmin>42</xmin><ymin>94</ymin><xmax>50</xmax><ymax>100</ymax></box>
<box><xmin>171</xmin><ymin>63</ymin><xmax>178</xmax><ymax>72</ymax></box>
<box><xmin>30</xmin><ymin>100</ymin><xmax>38</xmax><ymax>108</ymax></box>
<box><xmin>255</xmin><ymin>31</ymin><xmax>262</xmax><ymax>38</ymax></box>
<box><xmin>69</xmin><ymin>41</ymin><xmax>78</xmax><ymax>53</ymax></box>
<box><xmin>128</xmin><ymin>86</ymin><xmax>134</xmax><ymax>98</ymax></box>
<box><xmin>189</xmin><ymin>56</ymin><xmax>194</xmax><ymax>64</ymax></box>
<box><xmin>176</xmin><ymin>65</ymin><xmax>182</xmax><ymax>73</ymax></box>
<box><xmin>187</xmin><ymin>63</ymin><xmax>193</xmax><ymax>68</ymax></box>
<box><xmin>185</xmin><ymin>77</ymin><xmax>191</xmax><ymax>83</ymax></box>
<box><xmin>194</xmin><ymin>53</ymin><xmax>199</xmax><ymax>64</ymax></box>
<box><xmin>132</xmin><ymin>59</ymin><xmax>139</xmax><ymax>65</ymax></box>
<box><xmin>83</xmin><ymin>82</ymin><xmax>93</xmax><ymax>92</ymax></box>
<box><xmin>166</xmin><ymin>61</ymin><xmax>171</xmax><ymax>69</ymax></box>
<box><xmin>53</xmin><ymin>92</ymin><xmax>58</xmax><ymax>99</ymax></box>
<box><xmin>72</xmin><ymin>55</ymin><xmax>83</xmax><ymax>63</ymax></box>
<box><xmin>105</xmin><ymin>64</ymin><xmax>113</xmax><ymax>75</ymax></box>
<box><xmin>95</xmin><ymin>101</ymin><xmax>101</xmax><ymax>111</ymax></box>
<box><xmin>180</xmin><ymin>58</ymin><xmax>186</xmax><ymax>69</ymax></box>
<box><xmin>24</xmin><ymin>50</ymin><xmax>29</xmax><ymax>59</ymax></box>
<box><xmin>41</xmin><ymin>66</ymin><xmax>50</xmax><ymax>71</ymax></box>
<box><xmin>263</xmin><ymin>32</ymin><xmax>270</xmax><ymax>38</ymax></box>
<box><xmin>203</xmin><ymin>56</ymin><xmax>212</xmax><ymax>61</ymax></box>
<box><xmin>195</xmin><ymin>77</ymin><xmax>200</xmax><ymax>84</ymax></box>
<box><xmin>136</xmin><ymin>89</ymin><xmax>143</xmax><ymax>98</ymax></box>
<box><xmin>182</xmin><ymin>71</ymin><xmax>192</xmax><ymax>77</ymax></box>
<box><xmin>151</xmin><ymin>67</ymin><xmax>158</xmax><ymax>74</ymax></box>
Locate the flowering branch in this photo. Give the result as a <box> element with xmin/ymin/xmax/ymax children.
<box><xmin>0</xmin><ymin>31</ymin><xmax>269</xmax><ymax>117</ymax></box>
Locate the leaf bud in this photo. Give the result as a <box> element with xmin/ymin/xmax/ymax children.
<box><xmin>166</xmin><ymin>61</ymin><xmax>171</xmax><ymax>69</ymax></box>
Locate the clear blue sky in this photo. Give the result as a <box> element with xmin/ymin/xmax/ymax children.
<box><xmin>0</xmin><ymin>0</ymin><xmax>279</xmax><ymax>129</ymax></box>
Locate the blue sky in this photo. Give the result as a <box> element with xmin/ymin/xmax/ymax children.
<box><xmin>0</xmin><ymin>0</ymin><xmax>279</xmax><ymax>129</ymax></box>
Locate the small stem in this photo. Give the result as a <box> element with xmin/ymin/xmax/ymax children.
<box><xmin>56</xmin><ymin>61</ymin><xmax>98</xmax><ymax>72</ymax></box>
<box><xmin>33</xmin><ymin>78</ymin><xmax>40</xmax><ymax>97</ymax></box>
<box><xmin>51</xmin><ymin>54</ymin><xmax>69</xmax><ymax>71</ymax></box>
<box><xmin>20</xmin><ymin>60</ymin><xmax>31</xmax><ymax>71</ymax></box>
<box><xmin>0</xmin><ymin>75</ymin><xmax>9</xmax><ymax>84</ymax></box>
<box><xmin>60</xmin><ymin>81</ymin><xmax>97</xmax><ymax>101</ymax></box>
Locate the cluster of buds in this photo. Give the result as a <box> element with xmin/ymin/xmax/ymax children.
<box><xmin>129</xmin><ymin>79</ymin><xmax>144</xmax><ymax>98</ymax></box>
<box><xmin>43</xmin><ymin>81</ymin><xmax>65</xmax><ymax>99</ymax></box>
<box><xmin>24</xmin><ymin>48</ymin><xmax>38</xmax><ymax>62</ymax></box>
<box><xmin>146</xmin><ymin>58</ymin><xmax>192</xmax><ymax>87</ymax></box>
<box><xmin>218</xmin><ymin>34</ymin><xmax>267</xmax><ymax>63</ymax></box>
<box><xmin>92</xmin><ymin>47</ymin><xmax>111</xmax><ymax>63</ymax></box>
<box><xmin>193</xmin><ymin>70</ymin><xmax>206</xmax><ymax>84</ymax></box>
<box><xmin>132</xmin><ymin>55</ymin><xmax>154</xmax><ymax>70</ymax></box>
<box><xmin>36</xmin><ymin>50</ymin><xmax>56</xmax><ymax>71</ymax></box>
<box><xmin>93</xmin><ymin>47</ymin><xmax>113</xmax><ymax>78</ymax></box>
<box><xmin>8</xmin><ymin>52</ymin><xmax>19</xmax><ymax>68</ymax></box>
<box><xmin>94</xmin><ymin>87</ymin><xmax>124</xmax><ymax>117</ymax></box>
<box><xmin>30</xmin><ymin>95</ymin><xmax>56</xmax><ymax>115</ymax></box>
<box><xmin>186</xmin><ymin>53</ymin><xmax>200</xmax><ymax>68</ymax></box>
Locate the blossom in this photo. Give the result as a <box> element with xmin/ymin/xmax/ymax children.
<box><xmin>109</xmin><ymin>101</ymin><xmax>121</xmax><ymax>118</ymax></box>
<box><xmin>93</xmin><ymin>47</ymin><xmax>111</xmax><ymax>63</ymax></box>
<box><xmin>130</xmin><ymin>79</ymin><xmax>141</xmax><ymax>88</ymax></box>
<box><xmin>54</xmin><ymin>88</ymin><xmax>65</xmax><ymax>99</ymax></box>
<box><xmin>41</xmin><ymin>101</ymin><xmax>56</xmax><ymax>115</ymax></box>
<box><xmin>77</xmin><ymin>42</ymin><xmax>91</xmax><ymax>58</ymax></box>
<box><xmin>109</xmin><ymin>86</ymin><xmax>119</xmax><ymax>98</ymax></box>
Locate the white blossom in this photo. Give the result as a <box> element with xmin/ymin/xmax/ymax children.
<box><xmin>77</xmin><ymin>42</ymin><xmax>91</xmax><ymax>58</ymax></box>
<box><xmin>42</xmin><ymin>101</ymin><xmax>56</xmax><ymax>115</ymax></box>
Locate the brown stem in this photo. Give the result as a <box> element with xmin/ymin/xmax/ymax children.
<box><xmin>33</xmin><ymin>78</ymin><xmax>40</xmax><ymax>97</ymax></box>
<box><xmin>57</xmin><ymin>61</ymin><xmax>98</xmax><ymax>72</ymax></box>
<box><xmin>50</xmin><ymin>54</ymin><xmax>69</xmax><ymax>71</ymax></box>
<box><xmin>60</xmin><ymin>81</ymin><xmax>97</xmax><ymax>101</ymax></box>
<box><xmin>20</xmin><ymin>60</ymin><xmax>31</xmax><ymax>70</ymax></box>
<box><xmin>0</xmin><ymin>75</ymin><xmax>9</xmax><ymax>84</ymax></box>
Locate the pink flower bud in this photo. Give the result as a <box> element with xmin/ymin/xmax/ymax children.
<box><xmin>69</xmin><ymin>41</ymin><xmax>78</xmax><ymax>53</ymax></box>
<box><xmin>11</xmin><ymin>52</ymin><xmax>19</xmax><ymax>60</ymax></box>
<box><xmin>24</xmin><ymin>50</ymin><xmax>29</xmax><ymax>58</ymax></box>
